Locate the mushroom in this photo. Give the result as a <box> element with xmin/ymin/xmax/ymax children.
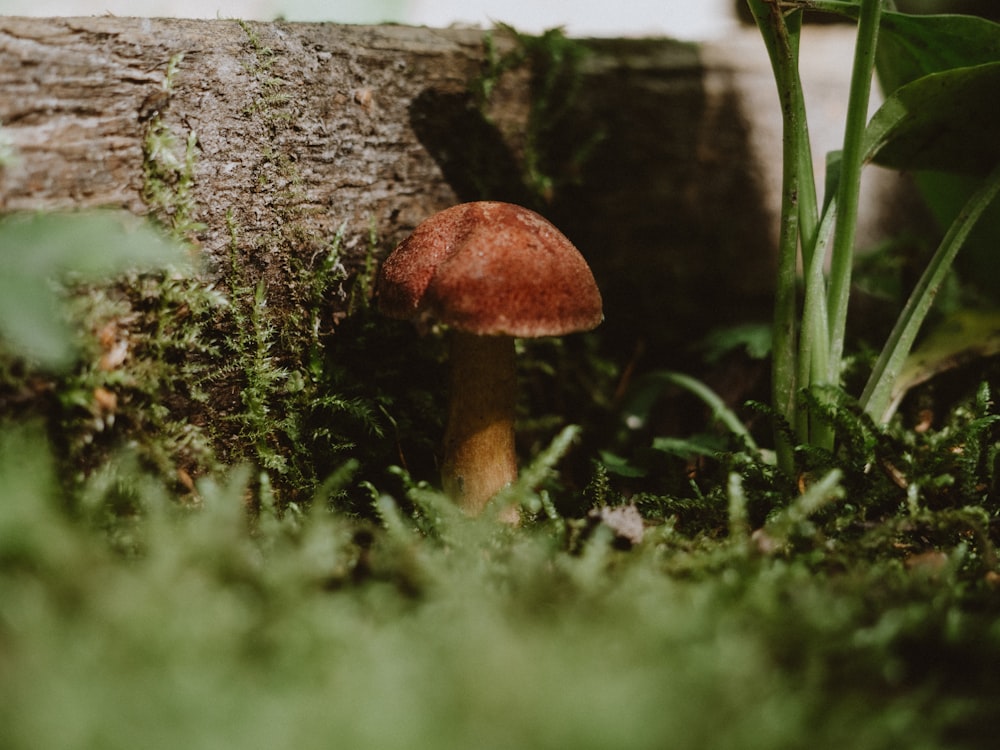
<box><xmin>377</xmin><ymin>201</ymin><xmax>603</xmax><ymax>517</ymax></box>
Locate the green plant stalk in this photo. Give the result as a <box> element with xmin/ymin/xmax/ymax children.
<box><xmin>748</xmin><ymin>5</ymin><xmax>820</xmax><ymax>267</ymax></box>
<box><xmin>745</xmin><ymin>0</ymin><xmax>812</xmax><ymax>472</ymax></box>
<box><xmin>796</xmin><ymin>200</ymin><xmax>837</xmax><ymax>447</ymax></box>
<box><xmin>860</xmin><ymin>161</ymin><xmax>1000</xmax><ymax>422</ymax></box>
<box><xmin>786</xmin><ymin>22</ymin><xmax>820</xmax><ymax>270</ymax></box>
<box><xmin>824</xmin><ymin>0</ymin><xmax>882</xmax><ymax>383</ymax></box>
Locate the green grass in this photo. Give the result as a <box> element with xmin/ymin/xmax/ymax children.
<box><xmin>2</xmin><ymin>416</ymin><xmax>1000</xmax><ymax>749</ymax></box>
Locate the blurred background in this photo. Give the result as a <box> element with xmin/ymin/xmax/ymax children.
<box><xmin>1</xmin><ymin>1</ymin><xmax>995</xmax><ymax>37</ymax></box>
<box><xmin>0</xmin><ymin>0</ymin><xmax>736</xmax><ymax>37</ymax></box>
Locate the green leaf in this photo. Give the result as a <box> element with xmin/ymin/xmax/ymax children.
<box><xmin>0</xmin><ymin>212</ymin><xmax>185</xmax><ymax>370</ymax></box>
<box><xmin>0</xmin><ymin>275</ymin><xmax>75</xmax><ymax>368</ymax></box>
<box><xmin>598</xmin><ymin>450</ymin><xmax>648</xmax><ymax>479</ymax></box>
<box><xmin>859</xmin><ymin>7</ymin><xmax>1000</xmax><ymax>299</ymax></box>
<box><xmin>805</xmin><ymin>2</ymin><xmax>1000</xmax><ymax>92</ymax></box>
<box><xmin>804</xmin><ymin>3</ymin><xmax>1000</xmax><ymax>301</ymax></box>
<box><xmin>881</xmin><ymin>308</ymin><xmax>1000</xmax><ymax>422</ymax></box>
<box><xmin>913</xmin><ymin>170</ymin><xmax>1000</xmax><ymax>296</ymax></box>
<box><xmin>855</xmin><ymin>8</ymin><xmax>1000</xmax><ymax>299</ymax></box>
<box><xmin>861</xmin><ymin>61</ymin><xmax>1000</xmax><ymax>175</ymax></box>
<box><xmin>701</xmin><ymin>323</ymin><xmax>772</xmax><ymax>364</ymax></box>
<box><xmin>0</xmin><ymin>211</ymin><xmax>185</xmax><ymax>277</ymax></box>
<box><xmin>651</xmin><ymin>434</ymin><xmax>727</xmax><ymax>460</ymax></box>
<box><xmin>875</xmin><ymin>10</ymin><xmax>1000</xmax><ymax>94</ymax></box>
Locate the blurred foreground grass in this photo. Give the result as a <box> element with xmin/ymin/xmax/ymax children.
<box><xmin>2</xmin><ymin>421</ymin><xmax>999</xmax><ymax>750</ymax></box>
<box><xmin>2</xmin><ymin>211</ymin><xmax>999</xmax><ymax>749</ymax></box>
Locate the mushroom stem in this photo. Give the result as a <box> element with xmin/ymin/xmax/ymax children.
<box><xmin>441</xmin><ymin>330</ymin><xmax>518</xmax><ymax>515</ymax></box>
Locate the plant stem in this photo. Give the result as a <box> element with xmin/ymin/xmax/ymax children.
<box><xmin>860</xmin><ymin>161</ymin><xmax>1000</xmax><ymax>423</ymax></box>
<box><xmin>796</xmin><ymin>200</ymin><xmax>836</xmax><ymax>447</ymax></box>
<box><xmin>825</xmin><ymin>0</ymin><xmax>882</xmax><ymax>382</ymax></box>
<box><xmin>746</xmin><ymin>0</ymin><xmax>811</xmax><ymax>473</ymax></box>
<box><xmin>787</xmin><ymin>25</ymin><xmax>820</xmax><ymax>271</ymax></box>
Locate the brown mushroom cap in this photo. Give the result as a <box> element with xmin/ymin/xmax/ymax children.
<box><xmin>378</xmin><ymin>202</ymin><xmax>603</xmax><ymax>337</ymax></box>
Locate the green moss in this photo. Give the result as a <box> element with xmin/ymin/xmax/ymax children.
<box><xmin>217</xmin><ymin>213</ymin><xmax>367</xmax><ymax>495</ymax></box>
<box><xmin>0</xmin><ymin>212</ymin><xmax>221</xmax><ymax>501</ymax></box>
<box><xmin>3</xmin><ymin>418</ymin><xmax>1000</xmax><ymax>749</ymax></box>
<box><xmin>140</xmin><ymin>53</ymin><xmax>205</xmax><ymax>240</ymax></box>
<box><xmin>236</xmin><ymin>19</ymin><xmax>293</xmax><ymax>123</ymax></box>
<box><xmin>473</xmin><ymin>25</ymin><xmax>604</xmax><ymax>205</ymax></box>
<box><xmin>197</xmin><ymin>21</ymin><xmax>461</xmax><ymax>514</ymax></box>
<box><xmin>55</xmin><ymin>273</ymin><xmax>225</xmax><ymax>488</ymax></box>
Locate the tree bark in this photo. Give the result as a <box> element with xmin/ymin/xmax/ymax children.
<box><xmin>1</xmin><ymin>18</ymin><xmax>496</xmax><ymax>280</ymax></box>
